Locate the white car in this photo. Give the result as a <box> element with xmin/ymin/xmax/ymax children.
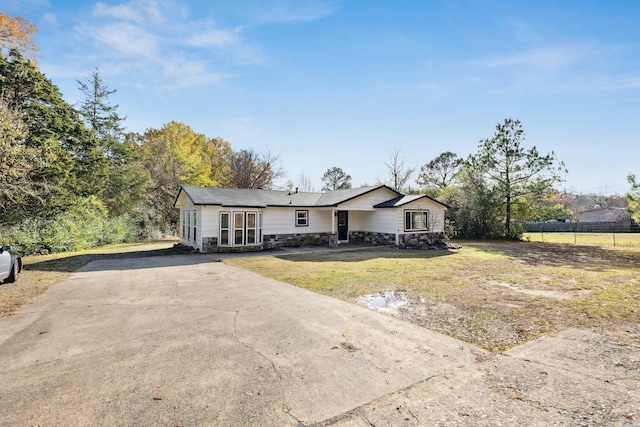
<box><xmin>0</xmin><ymin>245</ymin><xmax>22</xmax><ymax>283</ymax></box>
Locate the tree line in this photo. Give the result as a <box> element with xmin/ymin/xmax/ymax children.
<box><xmin>1</xmin><ymin>12</ymin><xmax>638</xmax><ymax>253</ymax></box>
<box><xmin>0</xmin><ymin>46</ymin><xmax>282</xmax><ymax>254</ymax></box>
<box><xmin>320</xmin><ymin>117</ymin><xmax>639</xmax><ymax>239</ymax></box>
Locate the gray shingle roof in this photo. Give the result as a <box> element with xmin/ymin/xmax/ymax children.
<box><xmin>176</xmin><ymin>185</ymin><xmax>400</xmax><ymax>208</ymax></box>
<box><xmin>374</xmin><ymin>194</ymin><xmax>449</xmax><ymax>209</ymax></box>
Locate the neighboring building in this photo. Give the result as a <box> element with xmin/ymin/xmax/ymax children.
<box><xmin>174</xmin><ymin>185</ymin><xmax>448</xmax><ymax>253</ymax></box>
<box><xmin>577</xmin><ymin>207</ymin><xmax>632</xmax><ymax>223</ymax></box>
<box><xmin>528</xmin><ymin>206</ymin><xmax>639</xmax><ymax>232</ymax></box>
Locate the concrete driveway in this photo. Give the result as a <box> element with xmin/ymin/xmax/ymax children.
<box><xmin>1</xmin><ymin>253</ymin><xmax>638</xmax><ymax>426</ymax></box>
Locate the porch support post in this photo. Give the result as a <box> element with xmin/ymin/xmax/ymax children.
<box><xmin>331</xmin><ymin>209</ymin><xmax>335</xmax><ymax>233</ymax></box>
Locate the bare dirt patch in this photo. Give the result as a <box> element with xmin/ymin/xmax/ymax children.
<box><xmin>490</xmin><ymin>281</ymin><xmax>593</xmax><ymax>300</ymax></box>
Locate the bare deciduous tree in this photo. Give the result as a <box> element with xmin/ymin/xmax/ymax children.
<box><xmin>296</xmin><ymin>172</ymin><xmax>315</xmax><ymax>192</ymax></box>
<box><xmin>382</xmin><ymin>147</ymin><xmax>415</xmax><ymax>192</ymax></box>
<box><xmin>224</xmin><ymin>149</ymin><xmax>283</xmax><ymax>189</ymax></box>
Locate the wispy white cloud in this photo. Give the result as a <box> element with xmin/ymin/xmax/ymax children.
<box><xmin>93</xmin><ymin>0</ymin><xmax>164</xmax><ymax>25</ymax></box>
<box><xmin>253</xmin><ymin>0</ymin><xmax>337</xmax><ymax>24</ymax></box>
<box><xmin>65</xmin><ymin>0</ymin><xmax>337</xmax><ymax>92</ymax></box>
<box><xmin>3</xmin><ymin>0</ymin><xmax>49</xmax><ymax>13</ymax></box>
<box><xmin>456</xmin><ymin>39</ymin><xmax>640</xmax><ymax>97</ymax></box>
<box><xmin>88</xmin><ymin>21</ymin><xmax>159</xmax><ymax>58</ymax></box>
<box><xmin>186</xmin><ymin>27</ymin><xmax>242</xmax><ymax>48</ymax></box>
<box><xmin>472</xmin><ymin>42</ymin><xmax>597</xmax><ymax>71</ymax></box>
<box><xmin>42</xmin><ymin>12</ymin><xmax>58</xmax><ymax>25</ymax></box>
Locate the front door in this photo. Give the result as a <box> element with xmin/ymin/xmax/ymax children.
<box><xmin>337</xmin><ymin>211</ymin><xmax>348</xmax><ymax>241</ymax></box>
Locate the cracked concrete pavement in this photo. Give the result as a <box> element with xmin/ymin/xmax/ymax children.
<box><xmin>1</xmin><ymin>253</ymin><xmax>638</xmax><ymax>426</ymax></box>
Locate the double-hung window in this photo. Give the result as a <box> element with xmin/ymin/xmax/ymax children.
<box><xmin>192</xmin><ymin>211</ymin><xmax>197</xmax><ymax>242</ymax></box>
<box><xmin>186</xmin><ymin>210</ymin><xmax>191</xmax><ymax>239</ymax></box>
<box><xmin>182</xmin><ymin>210</ymin><xmax>186</xmax><ymax>238</ymax></box>
<box><xmin>220</xmin><ymin>212</ymin><xmax>230</xmax><ymax>245</ymax></box>
<box><xmin>405</xmin><ymin>210</ymin><xmax>429</xmax><ymax>231</ymax></box>
<box><xmin>296</xmin><ymin>210</ymin><xmax>308</xmax><ymax>227</ymax></box>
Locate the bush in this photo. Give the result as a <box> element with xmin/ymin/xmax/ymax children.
<box><xmin>0</xmin><ymin>197</ymin><xmax>142</xmax><ymax>255</ymax></box>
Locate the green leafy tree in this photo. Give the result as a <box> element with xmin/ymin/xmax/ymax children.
<box><xmin>321</xmin><ymin>167</ymin><xmax>352</xmax><ymax>191</ymax></box>
<box><xmin>203</xmin><ymin>136</ymin><xmax>233</xmax><ymax>186</ymax></box>
<box><xmin>468</xmin><ymin>118</ymin><xmax>566</xmax><ymax>238</ymax></box>
<box><xmin>140</xmin><ymin>122</ymin><xmax>230</xmax><ymax>229</ymax></box>
<box><xmin>441</xmin><ymin>167</ymin><xmax>502</xmax><ymax>238</ymax></box>
<box><xmin>417</xmin><ymin>151</ymin><xmax>463</xmax><ymax>190</ymax></box>
<box><xmin>627</xmin><ymin>174</ymin><xmax>640</xmax><ymax>223</ymax></box>
<box><xmin>512</xmin><ymin>190</ymin><xmax>573</xmax><ymax>224</ymax></box>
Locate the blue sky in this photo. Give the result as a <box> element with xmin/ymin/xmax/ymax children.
<box><xmin>6</xmin><ymin>0</ymin><xmax>640</xmax><ymax>194</ymax></box>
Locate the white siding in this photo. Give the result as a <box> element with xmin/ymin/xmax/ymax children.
<box><xmin>359</xmin><ymin>209</ymin><xmax>398</xmax><ymax>234</ymax></box>
<box><xmin>200</xmin><ymin>205</ymin><xmax>220</xmax><ymax>244</ymax></box>
<box><xmin>174</xmin><ymin>194</ymin><xmax>197</xmax><ymax>247</ymax></box>
<box><xmin>347</xmin><ymin>211</ymin><xmax>362</xmax><ymax>231</ymax></box>
<box><xmin>395</xmin><ymin>199</ymin><xmax>446</xmax><ymax>233</ymax></box>
<box><xmin>263</xmin><ymin>207</ymin><xmax>332</xmax><ymax>234</ymax></box>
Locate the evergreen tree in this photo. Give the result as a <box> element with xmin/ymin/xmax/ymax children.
<box><xmin>321</xmin><ymin>167</ymin><xmax>352</xmax><ymax>191</ymax></box>
<box><xmin>0</xmin><ymin>49</ymin><xmax>79</xmax><ymax>218</ymax></box>
<box><xmin>77</xmin><ymin>68</ymin><xmax>149</xmax><ymax>216</ymax></box>
<box><xmin>467</xmin><ymin>118</ymin><xmax>565</xmax><ymax>238</ymax></box>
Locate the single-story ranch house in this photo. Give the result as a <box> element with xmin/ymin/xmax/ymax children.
<box><xmin>174</xmin><ymin>185</ymin><xmax>448</xmax><ymax>253</ymax></box>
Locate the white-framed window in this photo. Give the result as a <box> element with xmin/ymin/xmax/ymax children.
<box><xmin>296</xmin><ymin>210</ymin><xmax>308</xmax><ymax>227</ymax></box>
<box><xmin>220</xmin><ymin>212</ymin><xmax>230</xmax><ymax>245</ymax></box>
<box><xmin>182</xmin><ymin>210</ymin><xmax>186</xmax><ymax>238</ymax></box>
<box><xmin>234</xmin><ymin>212</ymin><xmax>245</xmax><ymax>245</ymax></box>
<box><xmin>220</xmin><ymin>210</ymin><xmax>262</xmax><ymax>246</ymax></box>
<box><xmin>192</xmin><ymin>210</ymin><xmax>197</xmax><ymax>242</ymax></box>
<box><xmin>186</xmin><ymin>209</ymin><xmax>191</xmax><ymax>239</ymax></box>
<box><xmin>405</xmin><ymin>210</ymin><xmax>429</xmax><ymax>231</ymax></box>
<box><xmin>246</xmin><ymin>212</ymin><xmax>257</xmax><ymax>244</ymax></box>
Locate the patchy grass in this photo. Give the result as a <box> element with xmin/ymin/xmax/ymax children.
<box><xmin>523</xmin><ymin>232</ymin><xmax>640</xmax><ymax>248</ymax></box>
<box><xmin>226</xmin><ymin>241</ymin><xmax>640</xmax><ymax>351</ymax></box>
<box><xmin>0</xmin><ymin>240</ymin><xmax>181</xmax><ymax>319</ymax></box>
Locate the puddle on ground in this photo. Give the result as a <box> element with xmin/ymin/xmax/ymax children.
<box><xmin>358</xmin><ymin>291</ymin><xmax>409</xmax><ymax>315</ymax></box>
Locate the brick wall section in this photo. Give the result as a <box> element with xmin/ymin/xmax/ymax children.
<box><xmin>349</xmin><ymin>231</ymin><xmax>396</xmax><ymax>246</ymax></box>
<box><xmin>398</xmin><ymin>232</ymin><xmax>448</xmax><ymax>249</ymax></box>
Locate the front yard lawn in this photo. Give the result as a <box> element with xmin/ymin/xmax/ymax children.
<box><xmin>225</xmin><ymin>240</ymin><xmax>640</xmax><ymax>351</ymax></box>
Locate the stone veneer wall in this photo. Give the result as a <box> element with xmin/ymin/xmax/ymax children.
<box><xmin>397</xmin><ymin>232</ymin><xmax>448</xmax><ymax>249</ymax></box>
<box><xmin>201</xmin><ymin>236</ymin><xmax>263</xmax><ymax>253</ymax></box>
<box><xmin>349</xmin><ymin>231</ymin><xmax>396</xmax><ymax>246</ymax></box>
<box><xmin>202</xmin><ymin>237</ymin><xmax>218</xmax><ymax>253</ymax></box>
<box><xmin>199</xmin><ymin>231</ymin><xmax>448</xmax><ymax>252</ymax></box>
<box><xmin>263</xmin><ymin>233</ymin><xmax>330</xmax><ymax>249</ymax></box>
